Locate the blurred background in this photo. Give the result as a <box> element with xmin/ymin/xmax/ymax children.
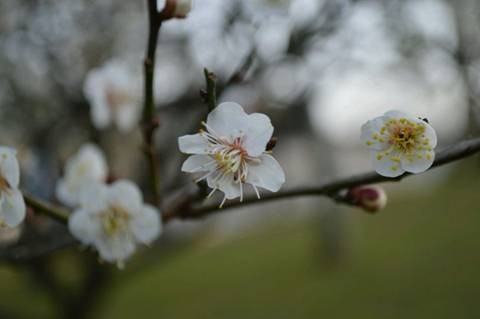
<box><xmin>1</xmin><ymin>0</ymin><xmax>480</xmax><ymax>318</ymax></box>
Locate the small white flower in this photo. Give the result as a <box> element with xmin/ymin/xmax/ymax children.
<box><xmin>178</xmin><ymin>102</ymin><xmax>285</xmax><ymax>207</ymax></box>
<box><xmin>361</xmin><ymin>110</ymin><xmax>437</xmax><ymax>177</ymax></box>
<box><xmin>0</xmin><ymin>147</ymin><xmax>26</xmax><ymax>228</ymax></box>
<box><xmin>56</xmin><ymin>144</ymin><xmax>108</xmax><ymax>207</ymax></box>
<box><xmin>68</xmin><ymin>180</ymin><xmax>162</xmax><ymax>267</ymax></box>
<box><xmin>83</xmin><ymin>60</ymin><xmax>142</xmax><ymax>132</ymax></box>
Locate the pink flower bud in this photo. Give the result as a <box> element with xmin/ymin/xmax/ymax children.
<box><xmin>346</xmin><ymin>185</ymin><xmax>387</xmax><ymax>213</ymax></box>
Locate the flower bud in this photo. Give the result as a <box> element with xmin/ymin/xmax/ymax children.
<box><xmin>346</xmin><ymin>185</ymin><xmax>387</xmax><ymax>213</ymax></box>
<box><xmin>159</xmin><ymin>0</ymin><xmax>192</xmax><ymax>20</ymax></box>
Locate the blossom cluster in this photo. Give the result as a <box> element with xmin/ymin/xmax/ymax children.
<box><xmin>57</xmin><ymin>144</ymin><xmax>162</xmax><ymax>267</ymax></box>
<box><xmin>0</xmin><ymin>0</ymin><xmax>444</xmax><ymax>268</ymax></box>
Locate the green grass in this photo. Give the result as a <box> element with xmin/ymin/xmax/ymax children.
<box><xmin>1</xmin><ymin>163</ymin><xmax>480</xmax><ymax>318</ymax></box>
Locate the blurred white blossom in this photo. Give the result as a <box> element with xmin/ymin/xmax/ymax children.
<box><xmin>0</xmin><ymin>147</ymin><xmax>26</xmax><ymax>228</ymax></box>
<box><xmin>361</xmin><ymin>110</ymin><xmax>437</xmax><ymax>177</ymax></box>
<box><xmin>69</xmin><ymin>180</ymin><xmax>161</xmax><ymax>267</ymax></box>
<box><xmin>83</xmin><ymin>60</ymin><xmax>142</xmax><ymax>132</ymax></box>
<box><xmin>179</xmin><ymin>102</ymin><xmax>285</xmax><ymax>206</ymax></box>
<box><xmin>56</xmin><ymin>144</ymin><xmax>108</xmax><ymax>207</ymax></box>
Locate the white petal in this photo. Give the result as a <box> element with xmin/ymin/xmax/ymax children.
<box><xmin>207</xmin><ymin>172</ymin><xmax>241</xmax><ymax>200</ymax></box>
<box><xmin>63</xmin><ymin>143</ymin><xmax>108</xmax><ymax>184</ymax></box>
<box><xmin>384</xmin><ymin>110</ymin><xmax>413</xmax><ymax>120</ymax></box>
<box><xmin>90</xmin><ymin>100</ymin><xmax>111</xmax><ymax>129</ymax></box>
<box><xmin>181</xmin><ymin>155</ymin><xmax>215</xmax><ymax>173</ymax></box>
<box><xmin>131</xmin><ymin>205</ymin><xmax>162</xmax><ymax>244</ymax></box>
<box><xmin>68</xmin><ymin>208</ymin><xmax>101</xmax><ymax>245</ymax></box>
<box><xmin>84</xmin><ymin>71</ymin><xmax>111</xmax><ymax>129</ymax></box>
<box><xmin>206</xmin><ymin>102</ymin><xmax>249</xmax><ymax>139</ymax></box>
<box><xmin>401</xmin><ymin>150</ymin><xmax>435</xmax><ymax>174</ymax></box>
<box><xmin>0</xmin><ymin>188</ymin><xmax>26</xmax><ymax>227</ymax></box>
<box><xmin>174</xmin><ymin>0</ymin><xmax>192</xmax><ymax>16</ymax></box>
<box><xmin>243</xmin><ymin>113</ymin><xmax>274</xmax><ymax>157</ymax></box>
<box><xmin>55</xmin><ymin>179</ymin><xmax>78</xmax><ymax>207</ymax></box>
<box><xmin>360</xmin><ymin>116</ymin><xmax>389</xmax><ymax>151</ymax></box>
<box><xmin>371</xmin><ymin>151</ymin><xmax>405</xmax><ymax>178</ymax></box>
<box><xmin>78</xmin><ymin>182</ymin><xmax>109</xmax><ymax>212</ymax></box>
<box><xmin>114</xmin><ymin>103</ymin><xmax>141</xmax><ymax>132</ymax></box>
<box><xmin>95</xmin><ymin>232</ymin><xmax>136</xmax><ymax>263</ymax></box>
<box><xmin>108</xmin><ymin>180</ymin><xmax>143</xmax><ymax>214</ymax></box>
<box><xmin>246</xmin><ymin>154</ymin><xmax>285</xmax><ymax>192</ymax></box>
<box><xmin>0</xmin><ymin>147</ymin><xmax>20</xmax><ymax>188</ymax></box>
<box><xmin>423</xmin><ymin>122</ymin><xmax>437</xmax><ymax>148</ymax></box>
<box><xmin>178</xmin><ymin>134</ymin><xmax>209</xmax><ymax>154</ymax></box>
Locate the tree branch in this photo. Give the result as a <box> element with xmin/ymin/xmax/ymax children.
<box><xmin>24</xmin><ymin>194</ymin><xmax>69</xmax><ymax>224</ymax></box>
<box><xmin>163</xmin><ymin>137</ymin><xmax>480</xmax><ymax>221</ymax></box>
<box><xmin>202</xmin><ymin>68</ymin><xmax>217</xmax><ymax>112</ymax></box>
<box><xmin>142</xmin><ymin>0</ymin><xmax>162</xmax><ymax>206</ymax></box>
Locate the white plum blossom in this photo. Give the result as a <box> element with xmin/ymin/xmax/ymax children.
<box><xmin>68</xmin><ymin>180</ymin><xmax>162</xmax><ymax>267</ymax></box>
<box><xmin>0</xmin><ymin>147</ymin><xmax>26</xmax><ymax>228</ymax></box>
<box><xmin>56</xmin><ymin>144</ymin><xmax>108</xmax><ymax>207</ymax></box>
<box><xmin>83</xmin><ymin>60</ymin><xmax>142</xmax><ymax>132</ymax></box>
<box><xmin>361</xmin><ymin>110</ymin><xmax>437</xmax><ymax>177</ymax></box>
<box><xmin>178</xmin><ymin>102</ymin><xmax>285</xmax><ymax>207</ymax></box>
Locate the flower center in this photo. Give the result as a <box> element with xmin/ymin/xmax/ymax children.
<box><xmin>212</xmin><ymin>138</ymin><xmax>249</xmax><ymax>182</ymax></box>
<box><xmin>100</xmin><ymin>205</ymin><xmax>131</xmax><ymax>237</ymax></box>
<box><xmin>389</xmin><ymin>122</ymin><xmax>424</xmax><ymax>153</ymax></box>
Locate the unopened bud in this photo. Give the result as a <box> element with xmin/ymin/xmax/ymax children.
<box><xmin>159</xmin><ymin>0</ymin><xmax>192</xmax><ymax>20</ymax></box>
<box><xmin>346</xmin><ymin>185</ymin><xmax>387</xmax><ymax>213</ymax></box>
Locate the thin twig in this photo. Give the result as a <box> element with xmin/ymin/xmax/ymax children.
<box><xmin>24</xmin><ymin>194</ymin><xmax>69</xmax><ymax>224</ymax></box>
<box><xmin>163</xmin><ymin>137</ymin><xmax>480</xmax><ymax>221</ymax></box>
<box><xmin>142</xmin><ymin>0</ymin><xmax>162</xmax><ymax>206</ymax></box>
<box><xmin>202</xmin><ymin>68</ymin><xmax>217</xmax><ymax>112</ymax></box>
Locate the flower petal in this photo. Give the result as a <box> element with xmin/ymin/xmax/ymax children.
<box><xmin>243</xmin><ymin>113</ymin><xmax>274</xmax><ymax>157</ymax></box>
<box><xmin>181</xmin><ymin>155</ymin><xmax>215</xmax><ymax>173</ymax></box>
<box><xmin>78</xmin><ymin>182</ymin><xmax>109</xmax><ymax>212</ymax></box>
<box><xmin>131</xmin><ymin>205</ymin><xmax>162</xmax><ymax>244</ymax></box>
<box><xmin>207</xmin><ymin>172</ymin><xmax>241</xmax><ymax>200</ymax></box>
<box><xmin>401</xmin><ymin>150</ymin><xmax>435</xmax><ymax>174</ymax></box>
<box><xmin>84</xmin><ymin>70</ymin><xmax>111</xmax><ymax>129</ymax></box>
<box><xmin>114</xmin><ymin>102</ymin><xmax>141</xmax><ymax>132</ymax></box>
<box><xmin>0</xmin><ymin>147</ymin><xmax>20</xmax><ymax>188</ymax></box>
<box><xmin>68</xmin><ymin>208</ymin><xmax>102</xmax><ymax>245</ymax></box>
<box><xmin>246</xmin><ymin>154</ymin><xmax>285</xmax><ymax>192</ymax></box>
<box><xmin>95</xmin><ymin>232</ymin><xmax>136</xmax><ymax>263</ymax></box>
<box><xmin>384</xmin><ymin>110</ymin><xmax>413</xmax><ymax>120</ymax></box>
<box><xmin>0</xmin><ymin>188</ymin><xmax>26</xmax><ymax>227</ymax></box>
<box><xmin>206</xmin><ymin>102</ymin><xmax>249</xmax><ymax>139</ymax></box>
<box><xmin>423</xmin><ymin>122</ymin><xmax>437</xmax><ymax>148</ymax></box>
<box><xmin>178</xmin><ymin>134</ymin><xmax>209</xmax><ymax>155</ymax></box>
<box><xmin>108</xmin><ymin>180</ymin><xmax>143</xmax><ymax>214</ymax></box>
<box><xmin>371</xmin><ymin>151</ymin><xmax>405</xmax><ymax>178</ymax></box>
<box><xmin>360</xmin><ymin>116</ymin><xmax>389</xmax><ymax>151</ymax></box>
<box><xmin>55</xmin><ymin>179</ymin><xmax>78</xmax><ymax>207</ymax></box>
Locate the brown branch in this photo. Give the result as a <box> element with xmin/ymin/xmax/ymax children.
<box><xmin>163</xmin><ymin>137</ymin><xmax>480</xmax><ymax>221</ymax></box>
<box><xmin>142</xmin><ymin>0</ymin><xmax>162</xmax><ymax>206</ymax></box>
<box><xmin>24</xmin><ymin>194</ymin><xmax>69</xmax><ymax>224</ymax></box>
<box><xmin>202</xmin><ymin>68</ymin><xmax>217</xmax><ymax>112</ymax></box>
